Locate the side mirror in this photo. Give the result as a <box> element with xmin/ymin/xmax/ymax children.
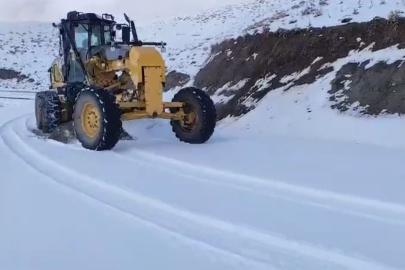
<box><xmin>122</xmin><ymin>26</ymin><xmax>130</xmax><ymax>43</ymax></box>
<box><xmin>124</xmin><ymin>13</ymin><xmax>131</xmax><ymax>24</ymax></box>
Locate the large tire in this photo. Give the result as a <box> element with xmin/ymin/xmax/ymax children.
<box><xmin>170</xmin><ymin>87</ymin><xmax>217</xmax><ymax>144</ymax></box>
<box><xmin>35</xmin><ymin>92</ymin><xmax>45</xmax><ymax>130</ymax></box>
<box><xmin>73</xmin><ymin>86</ymin><xmax>122</xmax><ymax>151</ymax></box>
<box><xmin>35</xmin><ymin>90</ymin><xmax>62</xmax><ymax>133</ymax></box>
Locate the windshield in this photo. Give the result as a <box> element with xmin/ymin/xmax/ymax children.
<box><xmin>90</xmin><ymin>24</ymin><xmax>114</xmax><ymax>46</ymax></box>
<box><xmin>104</xmin><ymin>26</ymin><xmax>113</xmax><ymax>44</ymax></box>
<box><xmin>74</xmin><ymin>24</ymin><xmax>88</xmax><ymax>49</ymax></box>
<box><xmin>90</xmin><ymin>25</ymin><xmax>101</xmax><ymax>46</ymax></box>
<box><xmin>74</xmin><ymin>23</ymin><xmax>114</xmax><ymax>49</ymax></box>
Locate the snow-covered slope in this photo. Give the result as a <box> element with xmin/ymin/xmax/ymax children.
<box><xmin>1</xmin><ymin>1</ymin><xmax>405</xmax><ymax>270</ymax></box>
<box><xmin>0</xmin><ymin>23</ymin><xmax>58</xmax><ymax>90</ymax></box>
<box><xmin>1</xmin><ymin>0</ymin><xmax>404</xmax><ymax>88</ymax></box>
<box><xmin>140</xmin><ymin>0</ymin><xmax>405</xmax><ymax>76</ymax></box>
<box><xmin>2</xmin><ymin>0</ymin><xmax>405</xmax><ymax>149</ymax></box>
<box><xmin>219</xmin><ymin>43</ymin><xmax>405</xmax><ymax>150</ymax></box>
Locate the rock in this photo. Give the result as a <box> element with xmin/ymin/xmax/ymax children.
<box><xmin>165</xmin><ymin>70</ymin><xmax>190</xmax><ymax>91</ymax></box>
<box><xmin>341</xmin><ymin>18</ymin><xmax>353</xmax><ymax>23</ymax></box>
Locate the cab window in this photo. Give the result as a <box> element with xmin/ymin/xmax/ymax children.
<box><xmin>90</xmin><ymin>25</ymin><xmax>102</xmax><ymax>46</ymax></box>
<box><xmin>75</xmin><ymin>24</ymin><xmax>88</xmax><ymax>49</ymax></box>
<box><xmin>104</xmin><ymin>26</ymin><xmax>112</xmax><ymax>44</ymax></box>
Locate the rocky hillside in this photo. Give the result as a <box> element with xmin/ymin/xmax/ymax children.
<box><xmin>196</xmin><ymin>15</ymin><xmax>405</xmax><ymax>120</ymax></box>
<box><xmin>1</xmin><ymin>0</ymin><xmax>405</xmax><ymax>125</ymax></box>
<box><xmin>0</xmin><ymin>0</ymin><xmax>402</xmax><ymax>85</ymax></box>
<box><xmin>0</xmin><ymin>23</ymin><xmax>58</xmax><ymax>90</ymax></box>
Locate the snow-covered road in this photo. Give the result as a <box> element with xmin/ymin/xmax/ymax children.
<box><xmin>0</xmin><ymin>96</ymin><xmax>404</xmax><ymax>270</ymax></box>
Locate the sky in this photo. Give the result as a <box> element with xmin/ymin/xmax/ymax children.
<box><xmin>0</xmin><ymin>0</ymin><xmax>251</xmax><ymax>23</ymax></box>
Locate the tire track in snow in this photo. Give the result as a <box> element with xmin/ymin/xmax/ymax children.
<box><xmin>119</xmin><ymin>148</ymin><xmax>405</xmax><ymax>221</ymax></box>
<box><xmin>0</xmin><ymin>115</ymin><xmax>270</xmax><ymax>270</ymax></box>
<box><xmin>110</xmin><ymin>149</ymin><xmax>405</xmax><ymax>227</ymax></box>
<box><xmin>0</xmin><ymin>90</ymin><xmax>36</xmax><ymax>100</ymax></box>
<box><xmin>0</xmin><ymin>96</ymin><xmax>33</xmax><ymax>100</ymax></box>
<box><xmin>33</xmin><ymin>126</ymin><xmax>405</xmax><ymax>226</ymax></box>
<box><xmin>0</xmin><ymin>90</ymin><xmax>37</xmax><ymax>94</ymax></box>
<box><xmin>1</xmin><ymin>114</ymin><xmax>400</xmax><ymax>270</ymax></box>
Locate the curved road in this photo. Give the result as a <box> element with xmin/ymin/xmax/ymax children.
<box><xmin>0</xmin><ymin>97</ymin><xmax>404</xmax><ymax>270</ymax></box>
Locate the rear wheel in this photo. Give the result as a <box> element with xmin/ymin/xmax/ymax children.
<box><xmin>170</xmin><ymin>87</ymin><xmax>217</xmax><ymax>144</ymax></box>
<box><xmin>35</xmin><ymin>92</ymin><xmax>45</xmax><ymax>130</ymax></box>
<box><xmin>73</xmin><ymin>86</ymin><xmax>122</xmax><ymax>151</ymax></box>
<box><xmin>35</xmin><ymin>90</ymin><xmax>61</xmax><ymax>133</ymax></box>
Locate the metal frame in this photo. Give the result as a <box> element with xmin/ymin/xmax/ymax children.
<box><xmin>51</xmin><ymin>11</ymin><xmax>184</xmax><ymax>122</ymax></box>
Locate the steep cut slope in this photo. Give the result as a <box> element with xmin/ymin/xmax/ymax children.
<box><xmin>196</xmin><ymin>16</ymin><xmax>405</xmax><ymax>119</ymax></box>
<box><xmin>1</xmin><ymin>0</ymin><xmax>404</xmax><ymax>90</ymax></box>
<box><xmin>142</xmin><ymin>0</ymin><xmax>405</xmax><ymax>78</ymax></box>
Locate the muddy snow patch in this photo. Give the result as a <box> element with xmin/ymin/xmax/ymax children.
<box><xmin>0</xmin><ymin>68</ymin><xmax>32</xmax><ymax>83</ymax></box>
<box><xmin>210</xmin><ymin>78</ymin><xmax>249</xmax><ymax>105</ymax></box>
<box><xmin>30</xmin><ymin>121</ymin><xmax>134</xmax><ymax>145</ymax></box>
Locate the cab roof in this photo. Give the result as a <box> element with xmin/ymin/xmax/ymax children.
<box><xmin>66</xmin><ymin>11</ymin><xmax>116</xmax><ymax>24</ymax></box>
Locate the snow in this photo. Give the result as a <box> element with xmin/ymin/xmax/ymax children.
<box><xmin>225</xmin><ymin>44</ymin><xmax>405</xmax><ymax>150</ymax></box>
<box><xmin>0</xmin><ymin>96</ymin><xmax>405</xmax><ymax>269</ymax></box>
<box><xmin>139</xmin><ymin>0</ymin><xmax>405</xmax><ymax>77</ymax></box>
<box><xmin>1</xmin><ymin>0</ymin><xmax>405</xmax><ymax>90</ymax></box>
<box><xmin>1</xmin><ymin>99</ymin><xmax>405</xmax><ymax>270</ymax></box>
<box><xmin>1</xmin><ymin>0</ymin><xmax>405</xmax><ymax>269</ymax></box>
<box><xmin>211</xmin><ymin>79</ymin><xmax>249</xmax><ymax>104</ymax></box>
<box><xmin>280</xmin><ymin>66</ymin><xmax>311</xmax><ymax>84</ymax></box>
<box><xmin>251</xmin><ymin>74</ymin><xmax>277</xmax><ymax>93</ymax></box>
<box><xmin>0</xmin><ymin>23</ymin><xmax>58</xmax><ymax>90</ymax></box>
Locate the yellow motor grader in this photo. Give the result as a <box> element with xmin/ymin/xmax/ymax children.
<box><xmin>35</xmin><ymin>11</ymin><xmax>216</xmax><ymax>150</ymax></box>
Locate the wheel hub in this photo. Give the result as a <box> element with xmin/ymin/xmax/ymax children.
<box><xmin>181</xmin><ymin>104</ymin><xmax>198</xmax><ymax>132</ymax></box>
<box><xmin>81</xmin><ymin>102</ymin><xmax>100</xmax><ymax>138</ymax></box>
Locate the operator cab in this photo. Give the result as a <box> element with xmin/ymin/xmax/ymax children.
<box><xmin>59</xmin><ymin>11</ymin><xmax>118</xmax><ymax>83</ymax></box>
<box><xmin>51</xmin><ymin>11</ymin><xmax>163</xmax><ymax>89</ymax></box>
<box><xmin>68</xmin><ymin>12</ymin><xmax>116</xmax><ymax>61</ymax></box>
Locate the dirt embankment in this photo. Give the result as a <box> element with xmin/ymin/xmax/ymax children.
<box><xmin>329</xmin><ymin>60</ymin><xmax>405</xmax><ymax>115</ymax></box>
<box><xmin>195</xmin><ymin>16</ymin><xmax>405</xmax><ymax>119</ymax></box>
<box><xmin>0</xmin><ymin>68</ymin><xmax>31</xmax><ymax>82</ymax></box>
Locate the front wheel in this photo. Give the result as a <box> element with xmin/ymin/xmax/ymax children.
<box><xmin>73</xmin><ymin>86</ymin><xmax>122</xmax><ymax>151</ymax></box>
<box><xmin>170</xmin><ymin>87</ymin><xmax>217</xmax><ymax>144</ymax></box>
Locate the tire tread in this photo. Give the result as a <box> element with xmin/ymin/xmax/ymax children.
<box><xmin>73</xmin><ymin>86</ymin><xmax>122</xmax><ymax>151</ymax></box>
